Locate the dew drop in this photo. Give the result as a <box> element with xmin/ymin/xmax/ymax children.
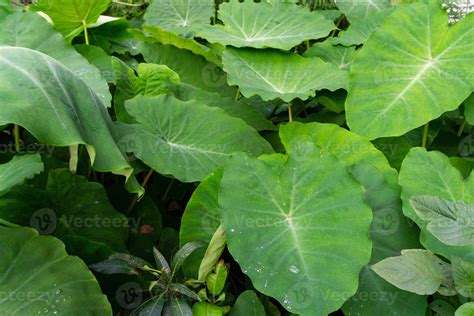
<box><xmin>55</xmin><ymin>289</ymin><xmax>61</xmax><ymax>295</ymax></box>
<box><xmin>289</xmin><ymin>265</ymin><xmax>300</xmax><ymax>274</ymax></box>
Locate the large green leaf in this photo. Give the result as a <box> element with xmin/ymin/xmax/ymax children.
<box><xmin>143</xmin><ymin>0</ymin><xmax>213</xmax><ymax>34</ymax></box>
<box><xmin>0</xmin><ymin>154</ymin><xmax>43</xmax><ymax>197</ymax></box>
<box><xmin>279</xmin><ymin>123</ymin><xmax>424</xmax><ymax>316</ymax></box>
<box><xmin>335</xmin><ymin>0</ymin><xmax>391</xmax><ymax>22</ymax></box>
<box><xmin>116</xmin><ymin>95</ymin><xmax>273</xmax><ymax>182</ymax></box>
<box><xmin>0</xmin><ymin>12</ymin><xmax>111</xmax><ymax>106</ymax></box>
<box><xmin>222</xmin><ymin>47</ymin><xmax>347</xmax><ymax>102</ymax></box>
<box><xmin>32</xmin><ymin>0</ymin><xmax>111</xmax><ymax>42</ymax></box>
<box><xmin>0</xmin><ymin>46</ymin><xmax>132</xmax><ymax>177</ymax></box>
<box><xmin>371</xmin><ymin>249</ymin><xmax>446</xmax><ymax>295</ymax></box>
<box><xmin>219</xmin><ymin>124</ymin><xmax>372</xmax><ymax>315</ymax></box>
<box><xmin>410</xmin><ymin>196</ymin><xmax>474</xmax><ymax>247</ymax></box>
<box><xmin>346</xmin><ymin>0</ymin><xmax>474</xmax><ymax>139</ymax></box>
<box><xmin>0</xmin><ymin>226</ymin><xmax>112</xmax><ymax>315</ymax></box>
<box><xmin>399</xmin><ymin>148</ymin><xmax>474</xmax><ymax>262</ymax></box>
<box><xmin>196</xmin><ymin>1</ymin><xmax>334</xmax><ymax>50</ymax></box>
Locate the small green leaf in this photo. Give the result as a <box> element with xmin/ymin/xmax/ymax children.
<box><xmin>171</xmin><ymin>241</ymin><xmax>207</xmax><ymax>274</ymax></box>
<box><xmin>164</xmin><ymin>296</ymin><xmax>193</xmax><ymax>316</ymax></box>
<box><xmin>206</xmin><ymin>261</ymin><xmax>228</xmax><ymax>297</ymax></box>
<box><xmin>223</xmin><ymin>47</ymin><xmax>347</xmax><ymax>102</ymax></box>
<box><xmin>197</xmin><ymin>1</ymin><xmax>335</xmax><ymax>50</ymax></box>
<box><xmin>371</xmin><ymin>249</ymin><xmax>446</xmax><ymax>295</ymax></box>
<box><xmin>410</xmin><ymin>196</ymin><xmax>474</xmax><ymax>247</ymax></box>
<box><xmin>198</xmin><ymin>225</ymin><xmax>227</xmax><ymax>282</ymax></box>
<box><xmin>452</xmin><ymin>257</ymin><xmax>474</xmax><ymax>298</ymax></box>
<box><xmin>229</xmin><ymin>291</ymin><xmax>265</xmax><ymax>316</ymax></box>
<box><xmin>117</xmin><ymin>94</ymin><xmax>273</xmax><ymax>182</ymax></box>
<box><xmin>133</xmin><ymin>63</ymin><xmax>180</xmax><ymax>97</ymax></box>
<box><xmin>32</xmin><ymin>0</ymin><xmax>111</xmax><ymax>41</ymax></box>
<box><xmin>89</xmin><ymin>253</ymin><xmax>151</xmax><ymax>276</ymax></box>
<box><xmin>0</xmin><ymin>154</ymin><xmax>43</xmax><ymax>196</ymax></box>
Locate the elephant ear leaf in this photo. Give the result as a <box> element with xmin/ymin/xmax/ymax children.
<box><xmin>32</xmin><ymin>0</ymin><xmax>111</xmax><ymax>42</ymax></box>
<box><xmin>0</xmin><ymin>226</ymin><xmax>112</xmax><ymax>315</ymax></box>
<box><xmin>0</xmin><ymin>0</ymin><xmax>12</xmax><ymax>17</ymax></box>
<box><xmin>346</xmin><ymin>0</ymin><xmax>474</xmax><ymax>139</ymax></box>
<box><xmin>196</xmin><ymin>1</ymin><xmax>335</xmax><ymax>50</ymax></box>
<box><xmin>218</xmin><ymin>123</ymin><xmax>372</xmax><ymax>315</ymax></box>
<box><xmin>0</xmin><ymin>154</ymin><xmax>43</xmax><ymax>197</ymax></box>
<box><xmin>0</xmin><ymin>46</ymin><xmax>132</xmax><ymax>178</ymax></box>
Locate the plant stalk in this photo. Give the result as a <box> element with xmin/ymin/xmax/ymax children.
<box><xmin>13</xmin><ymin>125</ymin><xmax>20</xmax><ymax>153</ymax></box>
<box><xmin>421</xmin><ymin>123</ymin><xmax>429</xmax><ymax>148</ymax></box>
<box><xmin>288</xmin><ymin>103</ymin><xmax>293</xmax><ymax>122</ymax></box>
<box><xmin>457</xmin><ymin>119</ymin><xmax>466</xmax><ymax>136</ymax></box>
<box><xmin>82</xmin><ymin>20</ymin><xmax>90</xmax><ymax>45</ymax></box>
<box><xmin>127</xmin><ymin>169</ymin><xmax>154</xmax><ymax>214</ymax></box>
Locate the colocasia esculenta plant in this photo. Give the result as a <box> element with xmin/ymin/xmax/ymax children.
<box><xmin>0</xmin><ymin>0</ymin><xmax>472</xmax><ymax>315</ymax></box>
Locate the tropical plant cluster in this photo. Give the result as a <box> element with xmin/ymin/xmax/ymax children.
<box><xmin>0</xmin><ymin>0</ymin><xmax>472</xmax><ymax>315</ymax></box>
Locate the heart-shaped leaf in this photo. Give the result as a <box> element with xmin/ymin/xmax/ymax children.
<box><xmin>219</xmin><ymin>123</ymin><xmax>372</xmax><ymax>315</ymax></box>
<box><xmin>279</xmin><ymin>123</ymin><xmax>425</xmax><ymax>316</ymax></box>
<box><xmin>117</xmin><ymin>95</ymin><xmax>272</xmax><ymax>182</ymax></box>
<box><xmin>197</xmin><ymin>0</ymin><xmax>335</xmax><ymax>50</ymax></box>
<box><xmin>223</xmin><ymin>47</ymin><xmax>347</xmax><ymax>102</ymax></box>
<box><xmin>0</xmin><ymin>226</ymin><xmax>112</xmax><ymax>315</ymax></box>
<box><xmin>346</xmin><ymin>0</ymin><xmax>474</xmax><ymax>139</ymax></box>
<box><xmin>456</xmin><ymin>303</ymin><xmax>474</xmax><ymax>316</ymax></box>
